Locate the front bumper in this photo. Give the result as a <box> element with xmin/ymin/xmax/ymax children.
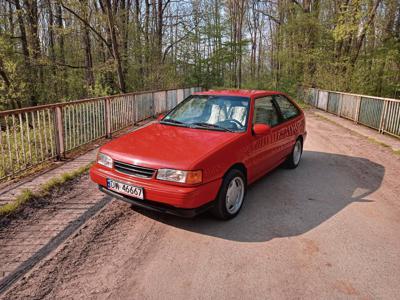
<box><xmin>99</xmin><ymin>186</ymin><xmax>214</xmax><ymax>217</ymax></box>
<box><xmin>90</xmin><ymin>163</ymin><xmax>222</xmax><ymax>209</ymax></box>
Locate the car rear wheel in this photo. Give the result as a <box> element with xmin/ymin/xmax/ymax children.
<box><xmin>285</xmin><ymin>138</ymin><xmax>303</xmax><ymax>169</ymax></box>
<box><xmin>211</xmin><ymin>169</ymin><xmax>246</xmax><ymax>220</ymax></box>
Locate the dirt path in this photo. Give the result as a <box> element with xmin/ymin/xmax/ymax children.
<box><xmin>1</xmin><ymin>111</ymin><xmax>400</xmax><ymax>299</ymax></box>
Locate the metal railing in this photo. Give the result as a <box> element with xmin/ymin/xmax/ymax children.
<box><xmin>0</xmin><ymin>87</ymin><xmax>202</xmax><ymax>180</ymax></box>
<box><xmin>300</xmin><ymin>87</ymin><xmax>400</xmax><ymax>138</ymax></box>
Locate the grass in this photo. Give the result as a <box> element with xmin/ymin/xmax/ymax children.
<box><xmin>0</xmin><ymin>162</ymin><xmax>93</xmax><ymax>217</ymax></box>
<box><xmin>0</xmin><ymin>189</ymin><xmax>35</xmax><ymax>216</ymax></box>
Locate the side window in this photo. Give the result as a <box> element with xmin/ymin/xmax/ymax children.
<box><xmin>274</xmin><ymin>95</ymin><xmax>300</xmax><ymax>120</ymax></box>
<box><xmin>253</xmin><ymin>96</ymin><xmax>280</xmax><ymax>127</ymax></box>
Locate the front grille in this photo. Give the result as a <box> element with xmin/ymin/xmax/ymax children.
<box><xmin>114</xmin><ymin>161</ymin><xmax>156</xmax><ymax>179</ymax></box>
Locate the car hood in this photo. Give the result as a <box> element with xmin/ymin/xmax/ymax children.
<box><xmin>101</xmin><ymin>122</ymin><xmax>241</xmax><ymax>169</ymax></box>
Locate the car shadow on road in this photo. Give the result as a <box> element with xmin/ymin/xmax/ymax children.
<box><xmin>134</xmin><ymin>151</ymin><xmax>385</xmax><ymax>242</ymax></box>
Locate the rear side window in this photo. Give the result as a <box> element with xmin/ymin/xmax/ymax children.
<box><xmin>253</xmin><ymin>96</ymin><xmax>280</xmax><ymax>127</ymax></box>
<box><xmin>274</xmin><ymin>95</ymin><xmax>300</xmax><ymax>120</ymax></box>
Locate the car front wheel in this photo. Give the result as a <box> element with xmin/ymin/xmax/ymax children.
<box><xmin>211</xmin><ymin>169</ymin><xmax>246</xmax><ymax>220</ymax></box>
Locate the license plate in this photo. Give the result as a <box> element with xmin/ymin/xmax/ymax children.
<box><xmin>107</xmin><ymin>179</ymin><xmax>144</xmax><ymax>200</ymax></box>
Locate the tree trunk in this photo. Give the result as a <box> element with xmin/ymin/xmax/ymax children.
<box><xmin>104</xmin><ymin>0</ymin><xmax>126</xmax><ymax>92</ymax></box>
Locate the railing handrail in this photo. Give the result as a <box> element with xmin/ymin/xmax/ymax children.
<box><xmin>0</xmin><ymin>86</ymin><xmax>202</xmax><ymax>181</ymax></box>
<box><xmin>305</xmin><ymin>87</ymin><xmax>400</xmax><ymax>103</ymax></box>
<box><xmin>0</xmin><ymin>86</ymin><xmax>196</xmax><ymax>117</ymax></box>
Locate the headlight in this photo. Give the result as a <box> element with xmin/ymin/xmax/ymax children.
<box><xmin>97</xmin><ymin>152</ymin><xmax>113</xmax><ymax>168</ymax></box>
<box><xmin>156</xmin><ymin>169</ymin><xmax>202</xmax><ymax>184</ymax></box>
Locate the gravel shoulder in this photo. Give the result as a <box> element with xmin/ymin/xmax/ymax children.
<box><xmin>1</xmin><ymin>111</ymin><xmax>400</xmax><ymax>299</ymax></box>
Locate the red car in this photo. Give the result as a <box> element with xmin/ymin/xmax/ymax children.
<box><xmin>90</xmin><ymin>90</ymin><xmax>306</xmax><ymax>219</ymax></box>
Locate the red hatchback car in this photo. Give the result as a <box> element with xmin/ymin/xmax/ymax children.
<box><xmin>90</xmin><ymin>90</ymin><xmax>306</xmax><ymax>219</ymax></box>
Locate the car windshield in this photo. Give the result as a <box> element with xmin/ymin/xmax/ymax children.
<box><xmin>161</xmin><ymin>95</ymin><xmax>250</xmax><ymax>132</ymax></box>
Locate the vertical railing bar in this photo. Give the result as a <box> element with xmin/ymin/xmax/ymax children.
<box><xmin>0</xmin><ymin>117</ymin><xmax>5</xmax><ymax>176</ymax></box>
<box><xmin>41</xmin><ymin>110</ymin><xmax>49</xmax><ymax>157</ymax></box>
<box><xmin>393</xmin><ymin>102</ymin><xmax>400</xmax><ymax>135</ymax></box>
<box><xmin>121</xmin><ymin>98</ymin><xmax>123</xmax><ymax>128</ymax></box>
<box><xmin>93</xmin><ymin>102</ymin><xmax>97</xmax><ymax>139</ymax></box>
<box><xmin>76</xmin><ymin>104</ymin><xmax>80</xmax><ymax>146</ymax></box>
<box><xmin>388</xmin><ymin>102</ymin><xmax>393</xmax><ymax>134</ymax></box>
<box><xmin>89</xmin><ymin>102</ymin><xmax>96</xmax><ymax>141</ymax></box>
<box><xmin>5</xmin><ymin>116</ymin><xmax>13</xmax><ymax>174</ymax></box>
<box><xmin>88</xmin><ymin>102</ymin><xmax>92</xmax><ymax>142</ymax></box>
<box><xmin>96</xmin><ymin>101</ymin><xmax>100</xmax><ymax>138</ymax></box>
<box><xmin>36</xmin><ymin>110</ymin><xmax>44</xmax><ymax>161</ymax></box>
<box><xmin>107</xmin><ymin>99</ymin><xmax>114</xmax><ymax>133</ymax></box>
<box><xmin>80</xmin><ymin>103</ymin><xmax>84</xmax><ymax>145</ymax></box>
<box><xmin>396</xmin><ymin>103</ymin><xmax>400</xmax><ymax>136</ymax></box>
<box><xmin>72</xmin><ymin>105</ymin><xmax>76</xmax><ymax>149</ymax></box>
<box><xmin>93</xmin><ymin>102</ymin><xmax>96</xmax><ymax>140</ymax></box>
<box><xmin>82</xmin><ymin>103</ymin><xmax>87</xmax><ymax>144</ymax></box>
<box><xmin>24</xmin><ymin>112</ymin><xmax>32</xmax><ymax>162</ymax></box>
<box><xmin>47</xmin><ymin>109</ymin><xmax>55</xmax><ymax>157</ymax></box>
<box><xmin>31</xmin><ymin>112</ymin><xmax>38</xmax><ymax>163</ymax></box>
<box><xmin>12</xmin><ymin>114</ymin><xmax>20</xmax><ymax>169</ymax></box>
<box><xmin>123</xmin><ymin>97</ymin><xmax>127</xmax><ymax>126</ymax></box>
<box><xmin>119</xmin><ymin>98</ymin><xmax>122</xmax><ymax>129</ymax></box>
<box><xmin>87</xmin><ymin>103</ymin><xmax>90</xmax><ymax>142</ymax></box>
<box><xmin>18</xmin><ymin>113</ymin><xmax>26</xmax><ymax>167</ymax></box>
<box><xmin>82</xmin><ymin>104</ymin><xmax>85</xmax><ymax>144</ymax></box>
<box><xmin>63</xmin><ymin>107</ymin><xmax>68</xmax><ymax>151</ymax></box>
<box><xmin>54</xmin><ymin>106</ymin><xmax>64</xmax><ymax>159</ymax></box>
<box><xmin>125</xmin><ymin>97</ymin><xmax>128</xmax><ymax>125</ymax></box>
<box><xmin>84</xmin><ymin>103</ymin><xmax>88</xmax><ymax>143</ymax></box>
<box><xmin>109</xmin><ymin>99</ymin><xmax>113</xmax><ymax>133</ymax></box>
<box><xmin>105</xmin><ymin>98</ymin><xmax>111</xmax><ymax>138</ymax></box>
<box><xmin>114</xmin><ymin>99</ymin><xmax>117</xmax><ymax>131</ymax></box>
<box><xmin>97</xmin><ymin>101</ymin><xmax>99</xmax><ymax>138</ymax></box>
<box><xmin>68</xmin><ymin>106</ymin><xmax>72</xmax><ymax>151</ymax></box>
<box><xmin>118</xmin><ymin>98</ymin><xmax>121</xmax><ymax>129</ymax></box>
<box><xmin>117</xmin><ymin>98</ymin><xmax>120</xmax><ymax>129</ymax></box>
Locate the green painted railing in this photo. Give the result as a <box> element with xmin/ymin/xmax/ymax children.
<box><xmin>300</xmin><ymin>88</ymin><xmax>400</xmax><ymax>138</ymax></box>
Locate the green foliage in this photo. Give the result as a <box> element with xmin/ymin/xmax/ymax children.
<box><xmin>0</xmin><ymin>0</ymin><xmax>398</xmax><ymax>110</ymax></box>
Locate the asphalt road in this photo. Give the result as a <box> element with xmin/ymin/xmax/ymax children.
<box><xmin>2</xmin><ymin>111</ymin><xmax>400</xmax><ymax>299</ymax></box>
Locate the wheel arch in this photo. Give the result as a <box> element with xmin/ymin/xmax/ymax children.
<box><xmin>224</xmin><ymin>163</ymin><xmax>247</xmax><ymax>183</ymax></box>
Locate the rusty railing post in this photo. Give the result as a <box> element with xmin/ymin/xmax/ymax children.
<box><xmin>105</xmin><ymin>98</ymin><xmax>112</xmax><ymax>138</ymax></box>
<box><xmin>54</xmin><ymin>106</ymin><xmax>65</xmax><ymax>160</ymax></box>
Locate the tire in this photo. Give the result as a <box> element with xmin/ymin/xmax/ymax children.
<box><xmin>211</xmin><ymin>169</ymin><xmax>246</xmax><ymax>220</ymax></box>
<box><xmin>285</xmin><ymin>138</ymin><xmax>303</xmax><ymax>169</ymax></box>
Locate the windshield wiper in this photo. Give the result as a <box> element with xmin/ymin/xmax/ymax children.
<box><xmin>160</xmin><ymin>119</ymin><xmax>188</xmax><ymax>127</ymax></box>
<box><xmin>190</xmin><ymin>122</ymin><xmax>233</xmax><ymax>132</ymax></box>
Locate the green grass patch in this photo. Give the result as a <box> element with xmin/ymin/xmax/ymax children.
<box><xmin>0</xmin><ymin>163</ymin><xmax>93</xmax><ymax>217</ymax></box>
<box><xmin>0</xmin><ymin>189</ymin><xmax>35</xmax><ymax>216</ymax></box>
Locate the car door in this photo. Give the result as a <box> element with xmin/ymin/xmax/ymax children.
<box><xmin>273</xmin><ymin>94</ymin><xmax>302</xmax><ymax>159</ymax></box>
<box><xmin>249</xmin><ymin>96</ymin><xmax>283</xmax><ymax>178</ymax></box>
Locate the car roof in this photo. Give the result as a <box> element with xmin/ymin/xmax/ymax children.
<box><xmin>193</xmin><ymin>89</ymin><xmax>284</xmax><ymax>98</ymax></box>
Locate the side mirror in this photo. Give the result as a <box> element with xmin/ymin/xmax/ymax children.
<box><xmin>253</xmin><ymin>123</ymin><xmax>271</xmax><ymax>135</ymax></box>
<box><xmin>157</xmin><ymin>114</ymin><xmax>165</xmax><ymax>121</ymax></box>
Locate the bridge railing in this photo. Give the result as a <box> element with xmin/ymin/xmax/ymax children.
<box><xmin>300</xmin><ymin>87</ymin><xmax>400</xmax><ymax>138</ymax></box>
<box><xmin>0</xmin><ymin>87</ymin><xmax>202</xmax><ymax>180</ymax></box>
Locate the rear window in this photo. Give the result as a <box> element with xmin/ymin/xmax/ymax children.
<box><xmin>274</xmin><ymin>95</ymin><xmax>300</xmax><ymax>120</ymax></box>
